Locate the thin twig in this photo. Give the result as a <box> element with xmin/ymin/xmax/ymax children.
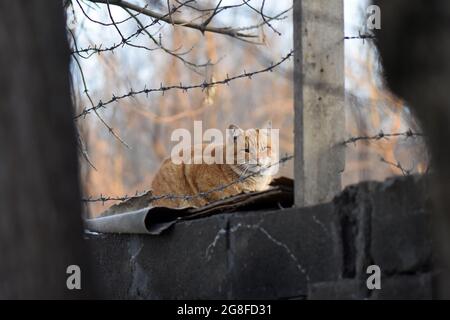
<box><xmin>88</xmin><ymin>0</ymin><xmax>258</xmax><ymax>40</ymax></box>
<box><xmin>380</xmin><ymin>157</ymin><xmax>412</xmax><ymax>176</ymax></box>
<box><xmin>69</xmin><ymin>29</ymin><xmax>130</xmax><ymax>148</ymax></box>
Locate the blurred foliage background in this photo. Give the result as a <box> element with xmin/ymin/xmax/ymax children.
<box><xmin>68</xmin><ymin>0</ymin><xmax>427</xmax><ymax>216</ymax></box>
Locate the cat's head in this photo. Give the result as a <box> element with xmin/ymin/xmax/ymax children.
<box><xmin>227</xmin><ymin>122</ymin><xmax>279</xmax><ymax>176</ymax></box>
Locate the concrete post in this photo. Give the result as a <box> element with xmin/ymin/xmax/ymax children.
<box><xmin>294</xmin><ymin>0</ymin><xmax>345</xmax><ymax>207</ymax></box>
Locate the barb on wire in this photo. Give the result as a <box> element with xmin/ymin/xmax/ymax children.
<box><xmin>343</xmin><ymin>129</ymin><xmax>424</xmax><ymax>145</ymax></box>
<box><xmin>74</xmin><ymin>50</ymin><xmax>293</xmax><ymax>119</ymax></box>
<box><xmin>82</xmin><ymin>154</ymin><xmax>293</xmax><ymax>203</ymax></box>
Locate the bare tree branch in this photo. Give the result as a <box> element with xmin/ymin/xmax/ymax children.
<box><xmin>88</xmin><ymin>0</ymin><xmax>259</xmax><ymax>40</ymax></box>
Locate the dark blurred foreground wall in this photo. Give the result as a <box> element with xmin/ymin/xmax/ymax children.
<box><xmin>374</xmin><ymin>0</ymin><xmax>450</xmax><ymax>298</ymax></box>
<box><xmin>0</xmin><ymin>1</ymin><xmax>92</xmax><ymax>298</ymax></box>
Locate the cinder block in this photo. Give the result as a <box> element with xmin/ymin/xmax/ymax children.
<box><xmin>227</xmin><ymin>205</ymin><xmax>342</xmax><ymax>299</ymax></box>
<box><xmin>88</xmin><ymin>214</ymin><xmax>230</xmax><ymax>299</ymax></box>
<box><xmin>370</xmin><ymin>176</ymin><xmax>432</xmax><ymax>274</ymax></box>
<box><xmin>334</xmin><ymin>182</ymin><xmax>374</xmax><ymax>279</ymax></box>
<box><xmin>335</xmin><ymin>176</ymin><xmax>431</xmax><ymax>280</ymax></box>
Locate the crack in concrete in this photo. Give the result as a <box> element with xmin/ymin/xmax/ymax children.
<box><xmin>256</xmin><ymin>225</ymin><xmax>310</xmax><ymax>281</ymax></box>
<box><xmin>128</xmin><ymin>237</ymin><xmax>152</xmax><ymax>299</ymax></box>
<box><xmin>205</xmin><ymin>228</ymin><xmax>227</xmax><ymax>261</ymax></box>
<box><xmin>130</xmin><ymin>239</ymin><xmax>144</xmax><ymax>262</ymax></box>
<box><xmin>205</xmin><ymin>219</ymin><xmax>309</xmax><ymax>281</ymax></box>
<box><xmin>312</xmin><ymin>214</ymin><xmax>330</xmax><ymax>237</ymax></box>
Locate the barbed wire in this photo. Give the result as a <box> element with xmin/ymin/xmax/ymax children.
<box><xmin>82</xmin><ymin>190</ymin><xmax>149</xmax><ymax>204</ymax></box>
<box><xmin>343</xmin><ymin>129</ymin><xmax>424</xmax><ymax>145</ymax></box>
<box><xmin>345</xmin><ymin>130</ymin><xmax>427</xmax><ymax>176</ymax></box>
<box><xmin>82</xmin><ymin>154</ymin><xmax>293</xmax><ymax>204</ymax></box>
<box><xmin>70</xmin><ymin>28</ymin><xmax>130</xmax><ymax>148</ymax></box>
<box><xmin>74</xmin><ymin>50</ymin><xmax>293</xmax><ymax>119</ymax></box>
<box><xmin>343</xmin><ymin>30</ymin><xmax>427</xmax><ymax>177</ymax></box>
<box><xmin>71</xmin><ymin>0</ymin><xmax>195</xmax><ymax>58</ymax></box>
<box><xmin>70</xmin><ymin>0</ymin><xmax>293</xmax><ymax>66</ymax></box>
<box><xmin>343</xmin><ymin>128</ymin><xmax>429</xmax><ymax>177</ymax></box>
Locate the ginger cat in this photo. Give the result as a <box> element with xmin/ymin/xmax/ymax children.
<box><xmin>151</xmin><ymin>124</ymin><xmax>278</xmax><ymax>208</ymax></box>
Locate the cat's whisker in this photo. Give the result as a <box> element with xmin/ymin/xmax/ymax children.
<box><xmin>239</xmin><ymin>165</ymin><xmax>250</xmax><ymax>179</ymax></box>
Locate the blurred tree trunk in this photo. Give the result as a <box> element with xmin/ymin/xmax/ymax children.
<box><xmin>374</xmin><ymin>0</ymin><xmax>450</xmax><ymax>299</ymax></box>
<box><xmin>0</xmin><ymin>1</ymin><xmax>93</xmax><ymax>298</ymax></box>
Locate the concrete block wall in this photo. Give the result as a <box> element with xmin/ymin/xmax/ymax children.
<box><xmin>86</xmin><ymin>175</ymin><xmax>434</xmax><ymax>299</ymax></box>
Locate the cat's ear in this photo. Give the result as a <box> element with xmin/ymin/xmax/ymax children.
<box><xmin>228</xmin><ymin>124</ymin><xmax>243</xmax><ymax>142</ymax></box>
